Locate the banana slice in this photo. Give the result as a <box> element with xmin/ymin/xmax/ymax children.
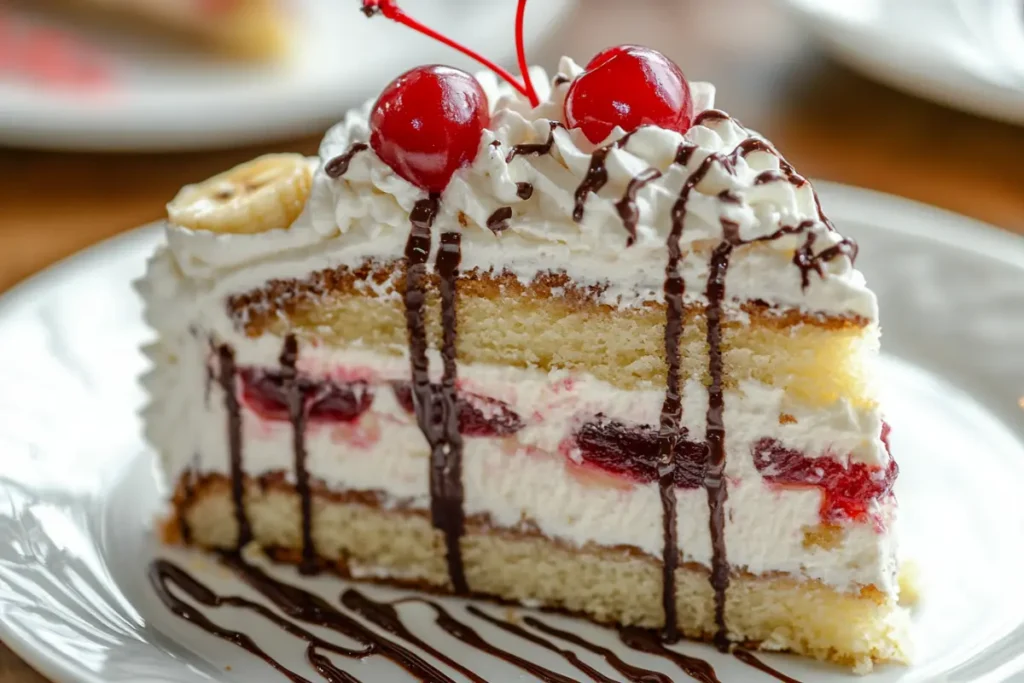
<box><xmin>167</xmin><ymin>154</ymin><xmax>314</xmax><ymax>234</ymax></box>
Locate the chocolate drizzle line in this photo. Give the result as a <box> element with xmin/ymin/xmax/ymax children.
<box><xmin>325</xmin><ymin>143</ymin><xmax>368</xmax><ymax>179</ymax></box>
<box><xmin>620</xmin><ymin>627</ymin><xmax>722</xmax><ymax>683</ymax></box>
<box><xmin>733</xmin><ymin>649</ymin><xmax>803</xmax><ymax>682</ymax></box>
<box><xmin>486</xmin><ymin>206</ymin><xmax>513</xmax><ymax>233</ymax></box>
<box><xmin>574</xmin><ymin>146</ymin><xmax>611</xmax><ymax>221</ymax></box>
<box><xmin>404</xmin><ymin>601</ymin><xmax>576</xmax><ymax>683</ymax></box>
<box><xmin>505</xmin><ymin>121</ymin><xmax>561</xmax><ymax>163</ymax></box>
<box><xmin>572</xmin><ymin>128</ymin><xmax>642</xmax><ymax>224</ymax></box>
<box><xmin>340</xmin><ymin>591</ymin><xmax>486</xmax><ymax>683</ymax></box>
<box><xmin>435</xmin><ymin>230</ymin><xmax>467</xmax><ymax>594</ymax></box>
<box><xmin>403</xmin><ymin>194</ymin><xmax>468</xmax><ymax>595</ymax></box>
<box><xmin>280</xmin><ymin>334</ymin><xmax>316</xmax><ymax>575</ymax></box>
<box><xmin>217</xmin><ymin>345</ymin><xmax>250</xmax><ymax>549</ymax></box>
<box><xmin>222</xmin><ymin>554</ymin><xmax>455</xmax><ymax>682</ymax></box>
<box><xmin>467</xmin><ymin>606</ymin><xmax>616</xmax><ymax>683</ymax></box>
<box><xmin>150</xmin><ymin>559</ymin><xmax>367</xmax><ymax>683</ymax></box>
<box><xmin>704</xmin><ymin>229</ymin><xmax>734</xmax><ymax>651</ymax></box>
<box><xmin>519</xmin><ymin>615</ymin><xmax>673</xmax><ymax>682</ymax></box>
<box><xmin>178</xmin><ymin>458</ymin><xmax>199</xmax><ymax>544</ymax></box>
<box><xmin>615</xmin><ymin>168</ymin><xmax>662</xmax><ymax>246</ymax></box>
<box><xmin>656</xmin><ymin>151</ymin><xmax>720</xmax><ymax>642</ymax></box>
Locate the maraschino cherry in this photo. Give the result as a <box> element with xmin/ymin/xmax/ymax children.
<box><xmin>566</xmin><ymin>45</ymin><xmax>694</xmax><ymax>144</ymax></box>
<box><xmin>370</xmin><ymin>66</ymin><xmax>489</xmax><ymax>193</ymax></box>
<box><xmin>361</xmin><ymin>0</ymin><xmax>540</xmax><ymax>191</ymax></box>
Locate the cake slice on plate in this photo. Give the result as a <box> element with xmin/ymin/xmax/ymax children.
<box><xmin>138</xmin><ymin>11</ymin><xmax>910</xmax><ymax>672</ymax></box>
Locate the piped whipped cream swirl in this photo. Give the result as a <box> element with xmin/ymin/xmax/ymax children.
<box><xmin>167</xmin><ymin>57</ymin><xmax>876</xmax><ymax>319</ymax></box>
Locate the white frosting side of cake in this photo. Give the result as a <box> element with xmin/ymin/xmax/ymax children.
<box><xmin>162</xmin><ymin>58</ymin><xmax>877</xmax><ymax>320</ymax></box>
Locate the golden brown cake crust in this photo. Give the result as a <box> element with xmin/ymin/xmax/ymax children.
<box><xmin>227</xmin><ymin>258</ymin><xmax>869</xmax><ymax>338</ymax></box>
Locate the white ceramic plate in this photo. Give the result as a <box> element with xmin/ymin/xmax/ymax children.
<box><xmin>783</xmin><ymin>0</ymin><xmax>1024</xmax><ymax>126</ymax></box>
<box><xmin>0</xmin><ymin>0</ymin><xmax>572</xmax><ymax>151</ymax></box>
<box><xmin>2</xmin><ymin>182</ymin><xmax>1024</xmax><ymax>682</ymax></box>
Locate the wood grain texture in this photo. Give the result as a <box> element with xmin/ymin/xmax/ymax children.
<box><xmin>1</xmin><ymin>0</ymin><xmax>1022</xmax><ymax>680</ymax></box>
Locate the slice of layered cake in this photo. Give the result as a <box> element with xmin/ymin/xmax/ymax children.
<box><xmin>138</xmin><ymin>6</ymin><xmax>909</xmax><ymax>672</ymax></box>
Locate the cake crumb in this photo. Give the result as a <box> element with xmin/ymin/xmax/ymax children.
<box><xmin>802</xmin><ymin>524</ymin><xmax>844</xmax><ymax>550</ymax></box>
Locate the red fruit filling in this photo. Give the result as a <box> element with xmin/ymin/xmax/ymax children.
<box><xmin>752</xmin><ymin>435</ymin><xmax>898</xmax><ymax>524</ymax></box>
<box><xmin>391</xmin><ymin>382</ymin><xmax>523</xmax><ymax>437</ymax></box>
<box><xmin>568</xmin><ymin>416</ymin><xmax>708</xmax><ymax>488</ymax></box>
<box><xmin>240</xmin><ymin>370</ymin><xmax>373</xmax><ymax>423</ymax></box>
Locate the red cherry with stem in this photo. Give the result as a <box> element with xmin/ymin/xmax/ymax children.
<box><xmin>370</xmin><ymin>65</ymin><xmax>489</xmax><ymax>192</ymax></box>
<box><xmin>566</xmin><ymin>45</ymin><xmax>694</xmax><ymax>144</ymax></box>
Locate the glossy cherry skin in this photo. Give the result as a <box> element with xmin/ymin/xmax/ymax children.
<box><xmin>565</xmin><ymin>45</ymin><xmax>694</xmax><ymax>144</ymax></box>
<box><xmin>369</xmin><ymin>65</ymin><xmax>489</xmax><ymax>192</ymax></box>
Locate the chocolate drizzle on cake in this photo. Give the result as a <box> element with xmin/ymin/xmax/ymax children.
<box><xmin>402</xmin><ymin>194</ymin><xmax>469</xmax><ymax>595</ymax></box>
<box><xmin>435</xmin><ymin>230</ymin><xmax>467</xmax><ymax>594</ymax></box>
<box><xmin>657</xmin><ymin>150</ymin><xmax>721</xmax><ymax>642</ymax></box>
<box><xmin>616</xmin><ymin>168</ymin><xmax>662</xmax><ymax>246</ymax></box>
<box><xmin>325</xmin><ymin>143</ymin><xmax>368</xmax><ymax>179</ymax></box>
<box><xmin>217</xmin><ymin>344</ymin><xmax>250</xmax><ymax>549</ymax></box>
<box><xmin>572</xmin><ymin>128</ymin><xmax>642</xmax><ymax>224</ymax></box>
<box><xmin>516</xmin><ymin>181</ymin><xmax>534</xmax><ymax>200</ymax></box>
<box><xmin>506</xmin><ymin>121</ymin><xmax>561</xmax><ymax>162</ymax></box>
<box><xmin>704</xmin><ymin>225</ymin><xmax>735</xmax><ymax>651</ymax></box>
<box><xmin>177</xmin><ymin>458</ymin><xmax>199</xmax><ymax>544</ymax></box>
<box><xmin>574</xmin><ymin>146</ymin><xmax>611</xmax><ymax>221</ymax></box>
<box><xmin>486</xmin><ymin>206</ymin><xmax>513</xmax><ymax>233</ymax></box>
<box><xmin>280</xmin><ymin>334</ymin><xmax>317</xmax><ymax>575</ymax></box>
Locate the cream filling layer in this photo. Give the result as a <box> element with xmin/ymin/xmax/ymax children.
<box><xmin>144</xmin><ymin>332</ymin><xmax>898</xmax><ymax>595</ymax></box>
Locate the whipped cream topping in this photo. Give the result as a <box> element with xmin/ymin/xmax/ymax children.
<box><xmin>164</xmin><ymin>58</ymin><xmax>877</xmax><ymax>320</ymax></box>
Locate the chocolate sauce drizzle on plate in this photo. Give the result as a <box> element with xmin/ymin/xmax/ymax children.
<box><xmin>150</xmin><ymin>555</ymin><xmax>805</xmax><ymax>682</ymax></box>
<box><xmin>619</xmin><ymin>627</ymin><xmax>722</xmax><ymax>683</ymax></box>
<box><xmin>733</xmin><ymin>649</ymin><xmax>804</xmax><ymax>683</ymax></box>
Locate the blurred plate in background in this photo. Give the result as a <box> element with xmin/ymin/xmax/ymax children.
<box><xmin>0</xmin><ymin>0</ymin><xmax>573</xmax><ymax>152</ymax></box>
<box><xmin>783</xmin><ymin>0</ymin><xmax>1024</xmax><ymax>126</ymax></box>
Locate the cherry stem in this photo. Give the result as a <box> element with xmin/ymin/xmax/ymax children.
<box><xmin>363</xmin><ymin>0</ymin><xmax>538</xmax><ymax>106</ymax></box>
<box><xmin>515</xmin><ymin>0</ymin><xmax>540</xmax><ymax>107</ymax></box>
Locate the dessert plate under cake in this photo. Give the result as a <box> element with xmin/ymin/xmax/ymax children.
<box><xmin>0</xmin><ymin>184</ymin><xmax>1023</xmax><ymax>683</ymax></box>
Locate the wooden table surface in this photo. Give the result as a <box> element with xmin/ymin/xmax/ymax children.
<box><xmin>1</xmin><ymin>0</ymin><xmax>1023</xmax><ymax>680</ymax></box>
